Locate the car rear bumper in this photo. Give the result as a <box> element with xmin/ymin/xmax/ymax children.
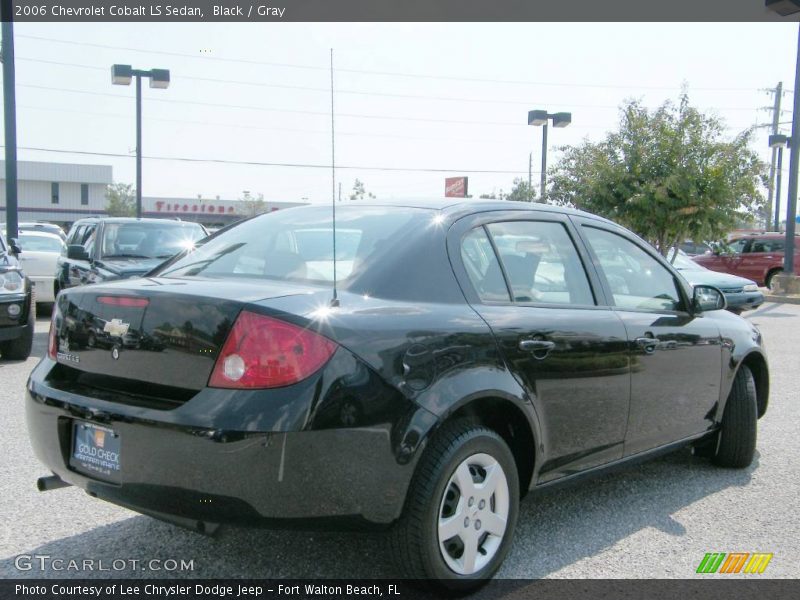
<box><xmin>25</xmin><ymin>358</ymin><xmax>433</xmax><ymax>529</ymax></box>
<box><xmin>29</xmin><ymin>276</ymin><xmax>55</xmax><ymax>303</ymax></box>
<box><xmin>724</xmin><ymin>291</ymin><xmax>764</xmax><ymax>312</ymax></box>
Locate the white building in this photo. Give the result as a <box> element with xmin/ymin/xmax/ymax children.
<box><xmin>0</xmin><ymin>160</ymin><xmax>113</xmax><ymax>226</ymax></box>
<box><xmin>1</xmin><ymin>160</ymin><xmax>308</xmax><ymax>229</ymax></box>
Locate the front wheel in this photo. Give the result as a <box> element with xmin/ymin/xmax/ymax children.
<box><xmin>389</xmin><ymin>421</ymin><xmax>520</xmax><ymax>592</ymax></box>
<box><xmin>713</xmin><ymin>365</ymin><xmax>757</xmax><ymax>468</ymax></box>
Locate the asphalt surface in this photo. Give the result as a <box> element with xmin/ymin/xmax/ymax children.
<box><xmin>1</xmin><ymin>303</ymin><xmax>798</xmax><ymax>579</ymax></box>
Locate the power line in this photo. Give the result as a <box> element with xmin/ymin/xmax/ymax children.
<box><xmin>16</xmin><ymin>33</ymin><xmax>762</xmax><ymax>93</ymax></box>
<box><xmin>8</xmin><ymin>145</ymin><xmax>533</xmax><ymax>175</ymax></box>
<box><xmin>14</xmin><ymin>57</ymin><xmax>764</xmax><ymax>111</ymax></box>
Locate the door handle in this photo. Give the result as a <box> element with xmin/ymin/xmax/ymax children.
<box><xmin>519</xmin><ymin>339</ymin><xmax>555</xmax><ymax>359</ymax></box>
<box><xmin>635</xmin><ymin>336</ymin><xmax>660</xmax><ymax>353</ymax></box>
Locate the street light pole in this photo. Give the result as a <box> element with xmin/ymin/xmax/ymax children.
<box><xmin>528</xmin><ymin>110</ymin><xmax>571</xmax><ymax>203</ymax></box>
<box><xmin>540</xmin><ymin>122</ymin><xmax>548</xmax><ymax>201</ymax></box>
<box><xmin>1</xmin><ymin>10</ymin><xmax>19</xmax><ymax>242</ymax></box>
<box><xmin>783</xmin><ymin>24</ymin><xmax>800</xmax><ymax>280</ymax></box>
<box><xmin>135</xmin><ymin>74</ymin><xmax>142</xmax><ymax>219</ymax></box>
<box><xmin>111</xmin><ymin>64</ymin><xmax>169</xmax><ymax>220</ymax></box>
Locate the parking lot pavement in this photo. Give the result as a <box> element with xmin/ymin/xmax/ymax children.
<box><xmin>1</xmin><ymin>303</ymin><xmax>798</xmax><ymax>579</ymax></box>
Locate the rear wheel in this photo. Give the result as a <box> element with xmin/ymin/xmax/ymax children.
<box><xmin>713</xmin><ymin>365</ymin><xmax>757</xmax><ymax>468</ymax></box>
<box><xmin>389</xmin><ymin>420</ymin><xmax>520</xmax><ymax>592</ymax></box>
<box><xmin>765</xmin><ymin>269</ymin><xmax>784</xmax><ymax>291</ymax></box>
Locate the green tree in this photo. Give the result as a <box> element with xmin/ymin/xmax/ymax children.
<box><xmin>503</xmin><ymin>178</ymin><xmax>537</xmax><ymax>202</ymax></box>
<box><xmin>104</xmin><ymin>183</ymin><xmax>136</xmax><ymax>217</ymax></box>
<box><xmin>349</xmin><ymin>179</ymin><xmax>376</xmax><ymax>200</ymax></box>
<box><xmin>548</xmin><ymin>93</ymin><xmax>766</xmax><ymax>255</ymax></box>
<box><xmin>239</xmin><ymin>191</ymin><xmax>267</xmax><ymax>217</ymax></box>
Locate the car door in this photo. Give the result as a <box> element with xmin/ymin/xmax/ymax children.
<box><xmin>65</xmin><ymin>224</ymin><xmax>97</xmax><ymax>288</ymax></box>
<box><xmin>576</xmin><ymin>220</ymin><xmax>723</xmax><ymax>455</ymax></box>
<box><xmin>452</xmin><ymin>212</ymin><xmax>630</xmax><ymax>482</ymax></box>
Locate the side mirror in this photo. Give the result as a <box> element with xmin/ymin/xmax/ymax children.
<box><xmin>67</xmin><ymin>244</ymin><xmax>90</xmax><ymax>260</ymax></box>
<box><xmin>712</xmin><ymin>248</ymin><xmax>721</xmax><ymax>256</ymax></box>
<box><xmin>693</xmin><ymin>285</ymin><xmax>727</xmax><ymax>313</ymax></box>
<box><xmin>9</xmin><ymin>238</ymin><xmax>21</xmax><ymax>255</ymax></box>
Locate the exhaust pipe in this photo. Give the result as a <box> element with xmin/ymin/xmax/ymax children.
<box><xmin>37</xmin><ymin>475</ymin><xmax>71</xmax><ymax>492</ymax></box>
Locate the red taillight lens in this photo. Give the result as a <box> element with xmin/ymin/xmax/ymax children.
<box><xmin>208</xmin><ymin>311</ymin><xmax>338</xmax><ymax>389</ymax></box>
<box><xmin>47</xmin><ymin>309</ymin><xmax>57</xmax><ymax>360</ymax></box>
<box><xmin>97</xmin><ymin>296</ymin><xmax>149</xmax><ymax>307</ymax></box>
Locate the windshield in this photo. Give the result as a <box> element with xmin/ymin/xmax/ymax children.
<box><xmin>19</xmin><ymin>234</ymin><xmax>65</xmax><ymax>253</ymax></box>
<box><xmin>668</xmin><ymin>249</ymin><xmax>704</xmax><ymax>270</ymax></box>
<box><xmin>101</xmin><ymin>222</ymin><xmax>206</xmax><ymax>260</ymax></box>
<box><xmin>157</xmin><ymin>206</ymin><xmax>427</xmax><ymax>284</ymax></box>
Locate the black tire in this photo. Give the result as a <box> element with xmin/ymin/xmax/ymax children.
<box><xmin>713</xmin><ymin>365</ymin><xmax>757</xmax><ymax>468</ymax></box>
<box><xmin>389</xmin><ymin>420</ymin><xmax>520</xmax><ymax>592</ymax></box>
<box><xmin>765</xmin><ymin>269</ymin><xmax>783</xmax><ymax>291</ymax></box>
<box><xmin>0</xmin><ymin>308</ymin><xmax>34</xmax><ymax>361</ymax></box>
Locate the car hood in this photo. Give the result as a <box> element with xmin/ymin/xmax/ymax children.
<box><xmin>95</xmin><ymin>257</ymin><xmax>166</xmax><ymax>276</ymax></box>
<box><xmin>678</xmin><ymin>268</ymin><xmax>757</xmax><ymax>289</ymax></box>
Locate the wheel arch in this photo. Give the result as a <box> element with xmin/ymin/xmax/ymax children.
<box><xmin>437</xmin><ymin>395</ymin><xmax>538</xmax><ymax>497</ymax></box>
<box><xmin>740</xmin><ymin>351</ymin><xmax>769</xmax><ymax>419</ymax></box>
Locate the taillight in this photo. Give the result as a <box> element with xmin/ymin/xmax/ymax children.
<box><xmin>47</xmin><ymin>309</ymin><xmax>58</xmax><ymax>360</ymax></box>
<box><xmin>97</xmin><ymin>296</ymin><xmax>149</xmax><ymax>307</ymax></box>
<box><xmin>208</xmin><ymin>311</ymin><xmax>338</xmax><ymax>389</ymax></box>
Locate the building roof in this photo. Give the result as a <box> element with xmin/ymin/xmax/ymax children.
<box><xmin>0</xmin><ymin>161</ymin><xmax>112</xmax><ymax>185</ymax></box>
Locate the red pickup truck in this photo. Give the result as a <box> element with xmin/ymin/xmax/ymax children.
<box><xmin>693</xmin><ymin>233</ymin><xmax>800</xmax><ymax>290</ymax></box>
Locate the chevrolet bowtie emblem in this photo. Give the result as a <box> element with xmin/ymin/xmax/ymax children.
<box><xmin>103</xmin><ymin>319</ymin><xmax>130</xmax><ymax>337</ymax></box>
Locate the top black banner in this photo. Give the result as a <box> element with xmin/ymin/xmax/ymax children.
<box><xmin>3</xmin><ymin>0</ymin><xmax>800</xmax><ymax>22</ymax></box>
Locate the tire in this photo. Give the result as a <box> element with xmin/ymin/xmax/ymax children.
<box><xmin>765</xmin><ymin>269</ymin><xmax>783</xmax><ymax>292</ymax></box>
<box><xmin>389</xmin><ymin>420</ymin><xmax>520</xmax><ymax>592</ymax></box>
<box><xmin>0</xmin><ymin>308</ymin><xmax>34</xmax><ymax>361</ymax></box>
<box><xmin>713</xmin><ymin>365</ymin><xmax>757</xmax><ymax>468</ymax></box>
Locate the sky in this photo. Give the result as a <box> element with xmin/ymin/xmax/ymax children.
<box><xmin>3</xmin><ymin>22</ymin><xmax>800</xmax><ymax>208</ymax></box>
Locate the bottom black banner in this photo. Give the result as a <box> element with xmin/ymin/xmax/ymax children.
<box><xmin>2</xmin><ymin>579</ymin><xmax>799</xmax><ymax>600</ymax></box>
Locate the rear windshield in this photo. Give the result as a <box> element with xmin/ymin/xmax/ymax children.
<box><xmin>157</xmin><ymin>206</ymin><xmax>428</xmax><ymax>284</ymax></box>
<box><xmin>101</xmin><ymin>222</ymin><xmax>207</xmax><ymax>260</ymax></box>
<box><xmin>19</xmin><ymin>234</ymin><xmax>65</xmax><ymax>253</ymax></box>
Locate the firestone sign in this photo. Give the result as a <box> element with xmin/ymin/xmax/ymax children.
<box><xmin>445</xmin><ymin>177</ymin><xmax>468</xmax><ymax>198</ymax></box>
<box><xmin>153</xmin><ymin>200</ymin><xmax>238</xmax><ymax>215</ymax></box>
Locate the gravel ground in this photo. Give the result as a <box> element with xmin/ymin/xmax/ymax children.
<box><xmin>0</xmin><ymin>303</ymin><xmax>797</xmax><ymax>579</ymax></box>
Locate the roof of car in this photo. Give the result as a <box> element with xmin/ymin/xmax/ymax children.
<box><xmin>16</xmin><ymin>230</ymin><xmax>64</xmax><ymax>240</ymax></box>
<box><xmin>73</xmin><ymin>217</ymin><xmax>203</xmax><ymax>225</ymax></box>
<box><xmin>299</xmin><ymin>198</ymin><xmax>615</xmax><ymax>224</ymax></box>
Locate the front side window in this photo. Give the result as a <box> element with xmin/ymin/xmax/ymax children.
<box><xmin>583</xmin><ymin>226</ymin><xmax>684</xmax><ymax>312</ymax></box>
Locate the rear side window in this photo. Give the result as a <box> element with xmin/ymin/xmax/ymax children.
<box><xmin>487</xmin><ymin>221</ymin><xmax>595</xmax><ymax>305</ymax></box>
<box><xmin>583</xmin><ymin>226</ymin><xmax>684</xmax><ymax>312</ymax></box>
<box><xmin>751</xmin><ymin>239</ymin><xmax>784</xmax><ymax>253</ymax></box>
<box><xmin>461</xmin><ymin>221</ymin><xmax>595</xmax><ymax>306</ymax></box>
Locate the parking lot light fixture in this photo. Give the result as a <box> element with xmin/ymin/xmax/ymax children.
<box><xmin>111</xmin><ymin>64</ymin><xmax>170</xmax><ymax>219</ymax></box>
<box><xmin>765</xmin><ymin>0</ymin><xmax>800</xmax><ymax>16</ymax></box>
<box><xmin>527</xmin><ymin>109</ymin><xmax>572</xmax><ymax>202</ymax></box>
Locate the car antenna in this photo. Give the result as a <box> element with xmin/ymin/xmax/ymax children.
<box><xmin>329</xmin><ymin>48</ymin><xmax>339</xmax><ymax>308</ymax></box>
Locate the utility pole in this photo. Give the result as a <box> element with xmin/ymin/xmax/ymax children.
<box><xmin>1</xmin><ymin>1</ymin><xmax>19</xmax><ymax>243</ymax></box>
<box><xmin>338</xmin><ymin>182</ymin><xmax>341</xmax><ymax>202</ymax></box>
<box><xmin>766</xmin><ymin>82</ymin><xmax>783</xmax><ymax>231</ymax></box>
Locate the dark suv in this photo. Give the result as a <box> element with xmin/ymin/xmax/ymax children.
<box><xmin>694</xmin><ymin>233</ymin><xmax>800</xmax><ymax>290</ymax></box>
<box><xmin>0</xmin><ymin>231</ymin><xmax>34</xmax><ymax>360</ymax></box>
<box><xmin>57</xmin><ymin>217</ymin><xmax>208</xmax><ymax>292</ymax></box>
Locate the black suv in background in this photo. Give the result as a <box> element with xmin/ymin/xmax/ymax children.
<box><xmin>0</xmin><ymin>231</ymin><xmax>34</xmax><ymax>360</ymax></box>
<box><xmin>56</xmin><ymin>217</ymin><xmax>208</xmax><ymax>292</ymax></box>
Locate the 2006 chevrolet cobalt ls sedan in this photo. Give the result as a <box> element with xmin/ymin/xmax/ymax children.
<box><xmin>26</xmin><ymin>200</ymin><xmax>768</xmax><ymax>590</ymax></box>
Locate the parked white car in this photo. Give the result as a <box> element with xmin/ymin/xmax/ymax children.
<box><xmin>16</xmin><ymin>231</ymin><xmax>65</xmax><ymax>304</ymax></box>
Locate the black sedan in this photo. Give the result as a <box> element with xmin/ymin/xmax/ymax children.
<box><xmin>56</xmin><ymin>217</ymin><xmax>207</xmax><ymax>292</ymax></box>
<box><xmin>27</xmin><ymin>201</ymin><xmax>768</xmax><ymax>589</ymax></box>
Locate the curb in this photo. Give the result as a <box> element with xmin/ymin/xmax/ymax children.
<box><xmin>765</xmin><ymin>295</ymin><xmax>800</xmax><ymax>305</ymax></box>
